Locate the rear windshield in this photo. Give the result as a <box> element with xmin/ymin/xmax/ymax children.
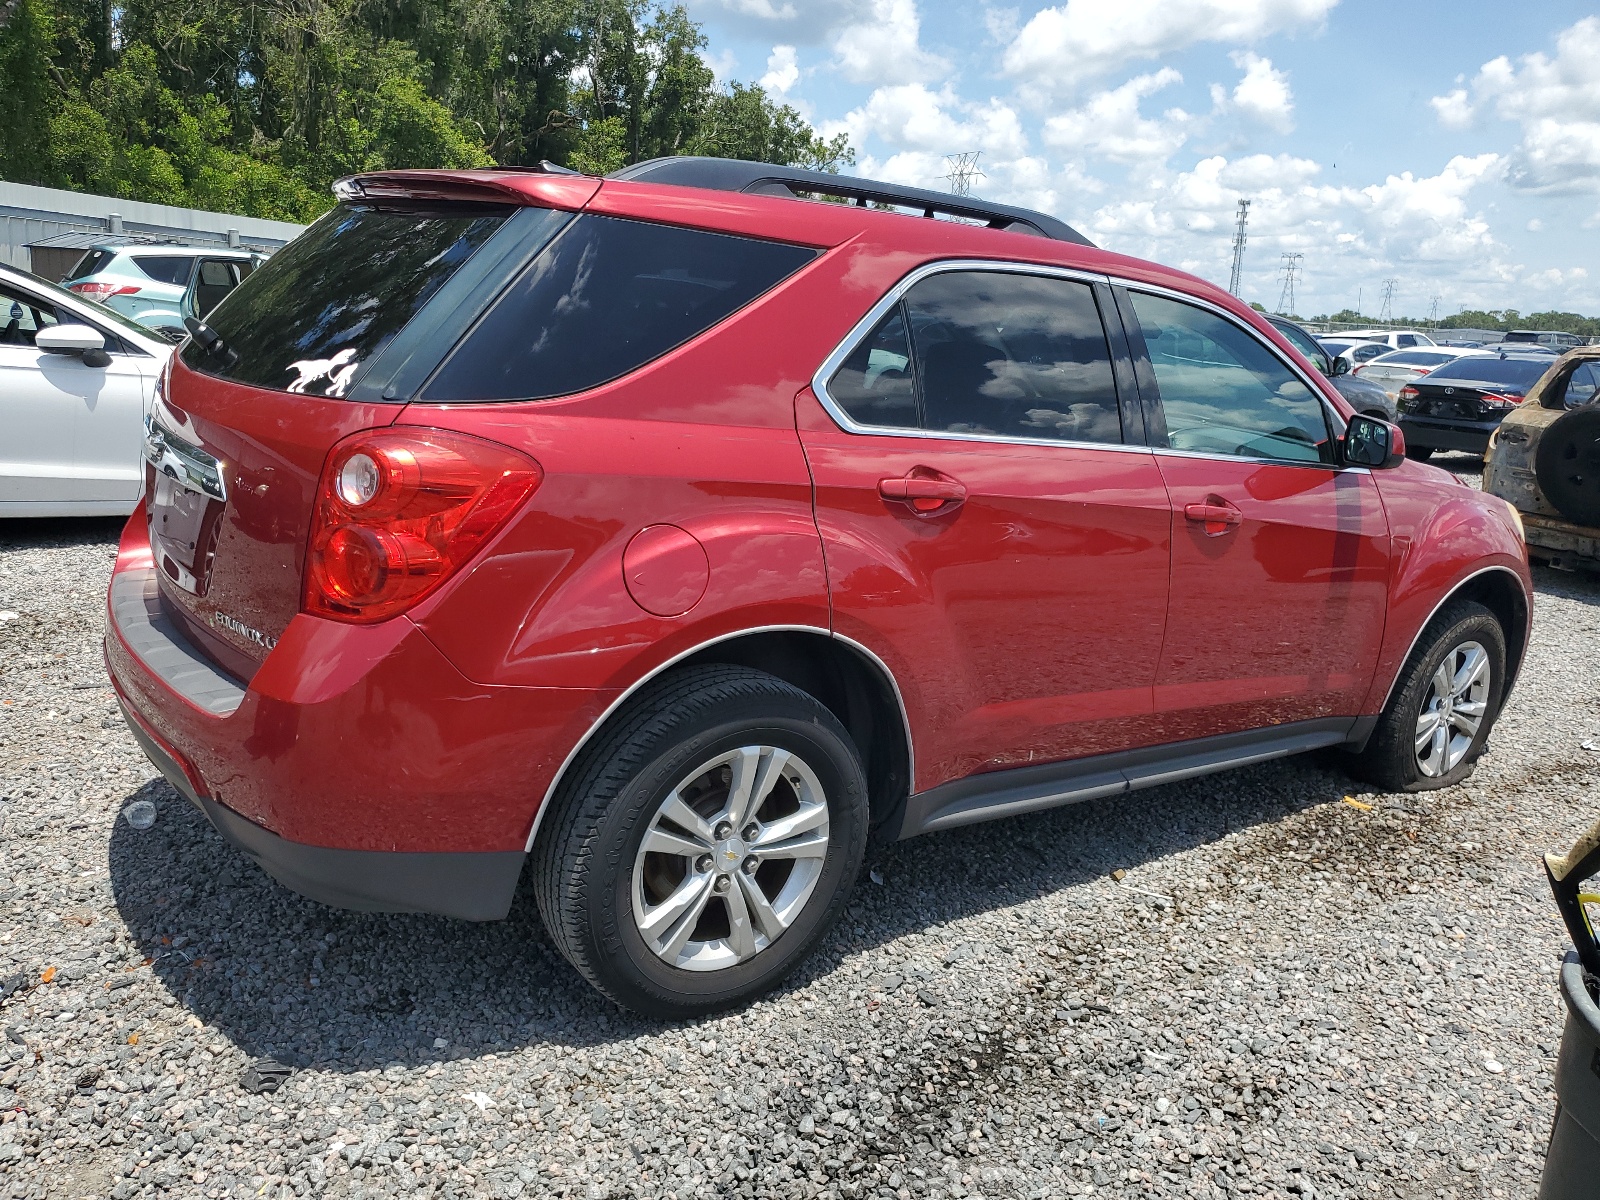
<box><xmin>182</xmin><ymin>204</ymin><xmax>507</xmax><ymax>396</ymax></box>
<box><xmin>422</xmin><ymin>214</ymin><xmax>816</xmax><ymax>402</ymax></box>
<box><xmin>1426</xmin><ymin>357</ymin><xmax>1551</xmax><ymax>387</ymax></box>
<box><xmin>67</xmin><ymin>249</ymin><xmax>115</xmax><ymax>281</ymax></box>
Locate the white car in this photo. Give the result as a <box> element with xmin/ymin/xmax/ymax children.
<box><xmin>1317</xmin><ymin>337</ymin><xmax>1392</xmax><ymax>369</ymax></box>
<box><xmin>63</xmin><ymin>244</ymin><xmax>261</xmax><ymax>341</ymax></box>
<box><xmin>1335</xmin><ymin>328</ymin><xmax>1436</xmax><ymax>350</ymax></box>
<box><xmin>1353</xmin><ymin>347</ymin><xmax>1493</xmax><ymax>401</ymax></box>
<box><xmin>1</xmin><ymin>264</ymin><xmax>173</xmax><ymax>517</ymax></box>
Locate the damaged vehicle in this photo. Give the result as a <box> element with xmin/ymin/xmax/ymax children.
<box><xmin>1485</xmin><ymin>347</ymin><xmax>1600</xmax><ymax>573</ymax></box>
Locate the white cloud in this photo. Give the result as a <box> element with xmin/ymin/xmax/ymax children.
<box><xmin>1002</xmin><ymin>0</ymin><xmax>1337</xmax><ymax>91</ymax></box>
<box><xmin>832</xmin><ymin>0</ymin><xmax>947</xmax><ymax>86</ymax></box>
<box><xmin>1430</xmin><ymin>17</ymin><xmax>1600</xmax><ymax>193</ymax></box>
<box><xmin>1226</xmin><ymin>52</ymin><xmax>1293</xmax><ymax>132</ymax></box>
<box><xmin>704</xmin><ymin>48</ymin><xmax>738</xmax><ymax>87</ymax></box>
<box><xmin>835</xmin><ymin>84</ymin><xmax>1028</xmax><ymax>161</ymax></box>
<box><xmin>759</xmin><ymin>44</ymin><xmax>800</xmax><ymax>95</ymax></box>
<box><xmin>1430</xmin><ymin>88</ymin><xmax>1473</xmax><ymax>129</ymax></box>
<box><xmin>1042</xmin><ymin>69</ymin><xmax>1193</xmax><ymax>164</ymax></box>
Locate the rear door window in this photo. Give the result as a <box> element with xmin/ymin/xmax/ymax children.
<box><xmin>131</xmin><ymin>255</ymin><xmax>196</xmax><ymax>286</ymax></box>
<box><xmin>182</xmin><ymin>203</ymin><xmax>509</xmax><ymax>396</ymax></box>
<box><xmin>828</xmin><ymin>308</ymin><xmax>918</xmax><ymax>429</ymax></box>
<box><xmin>423</xmin><ymin>215</ymin><xmax>816</xmax><ymax>402</ymax></box>
<box><xmin>1128</xmin><ymin>290</ymin><xmax>1333</xmax><ymax>465</ymax></box>
<box><xmin>904</xmin><ymin>271</ymin><xmax>1122</xmax><ymax>444</ymax></box>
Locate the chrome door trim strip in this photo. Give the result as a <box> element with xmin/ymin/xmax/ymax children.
<box><xmin>523</xmin><ymin>625</ymin><xmax>916</xmax><ymax>852</ymax></box>
<box><xmin>1376</xmin><ymin>564</ymin><xmax>1531</xmax><ymax>713</ymax></box>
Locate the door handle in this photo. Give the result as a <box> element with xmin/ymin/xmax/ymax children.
<box><xmin>1183</xmin><ymin>499</ymin><xmax>1242</xmax><ymax>535</ymax></box>
<box><xmin>878</xmin><ymin>474</ymin><xmax>967</xmax><ymax>514</ymax></box>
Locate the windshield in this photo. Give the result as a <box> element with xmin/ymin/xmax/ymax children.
<box><xmin>1425</xmin><ymin>356</ymin><xmax>1551</xmax><ymax>388</ymax></box>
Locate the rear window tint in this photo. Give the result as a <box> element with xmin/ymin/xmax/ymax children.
<box><xmin>131</xmin><ymin>255</ymin><xmax>194</xmax><ymax>285</ymax></box>
<box><xmin>68</xmin><ymin>249</ymin><xmax>114</xmax><ymax>281</ymax></box>
<box><xmin>182</xmin><ymin>204</ymin><xmax>507</xmax><ymax>396</ymax></box>
<box><xmin>422</xmin><ymin>215</ymin><xmax>816</xmax><ymax>403</ymax></box>
<box><xmin>1426</xmin><ymin>357</ymin><xmax>1551</xmax><ymax>387</ymax></box>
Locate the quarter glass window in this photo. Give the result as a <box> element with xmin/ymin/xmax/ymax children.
<box><xmin>903</xmin><ymin>271</ymin><xmax>1122</xmax><ymax>444</ymax></box>
<box><xmin>827</xmin><ymin>307</ymin><xmax>917</xmax><ymax>429</ymax></box>
<box><xmin>1128</xmin><ymin>291</ymin><xmax>1333</xmax><ymax>465</ymax></box>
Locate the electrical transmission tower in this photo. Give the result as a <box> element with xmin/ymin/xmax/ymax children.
<box><xmin>1227</xmin><ymin>199</ymin><xmax>1250</xmax><ymax>297</ymax></box>
<box><xmin>1428</xmin><ymin>294</ymin><xmax>1442</xmax><ymax>328</ymax></box>
<box><xmin>1379</xmin><ymin>278</ymin><xmax>1399</xmax><ymax>324</ymax></box>
<box><xmin>1276</xmin><ymin>253</ymin><xmax>1303</xmax><ymax>316</ymax></box>
<box><xmin>944</xmin><ymin>152</ymin><xmax>984</xmax><ymax>197</ymax></box>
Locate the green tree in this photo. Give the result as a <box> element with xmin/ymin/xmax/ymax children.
<box><xmin>0</xmin><ymin>0</ymin><xmax>854</xmax><ymax>221</ymax></box>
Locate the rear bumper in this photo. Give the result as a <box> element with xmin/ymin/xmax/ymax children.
<box><xmin>1399</xmin><ymin>415</ymin><xmax>1500</xmax><ymax>454</ymax></box>
<box><xmin>118</xmin><ymin>702</ymin><xmax>523</xmax><ymax>919</ymax></box>
<box><xmin>104</xmin><ymin>513</ymin><xmax>616</xmax><ymax>919</ymax></box>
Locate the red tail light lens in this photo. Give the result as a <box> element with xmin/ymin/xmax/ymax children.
<box><xmin>305</xmin><ymin>429</ymin><xmax>541</xmax><ymax>623</ymax></box>
<box><xmin>1399</xmin><ymin>385</ymin><xmax>1420</xmax><ymax>401</ymax></box>
<box><xmin>68</xmin><ymin>282</ymin><xmax>140</xmax><ymax>302</ymax></box>
<box><xmin>1478</xmin><ymin>391</ymin><xmax>1523</xmax><ymax>409</ymax></box>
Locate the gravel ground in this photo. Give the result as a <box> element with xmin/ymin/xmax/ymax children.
<box><xmin>2</xmin><ymin>458</ymin><xmax>1597</xmax><ymax>1200</ymax></box>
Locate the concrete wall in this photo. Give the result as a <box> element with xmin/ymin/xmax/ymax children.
<box><xmin>0</xmin><ymin>181</ymin><xmax>306</xmax><ymax>279</ymax></box>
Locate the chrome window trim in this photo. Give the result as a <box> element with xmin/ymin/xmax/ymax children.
<box><xmin>1376</xmin><ymin>564</ymin><xmax>1530</xmax><ymax>713</ymax></box>
<box><xmin>809</xmin><ymin>258</ymin><xmax>1355</xmax><ymax>465</ymax></box>
<box><xmin>522</xmin><ymin>626</ymin><xmax>916</xmax><ymax>853</ymax></box>
<box><xmin>808</xmin><ymin>259</ymin><xmax>1153</xmax><ymax>456</ymax></box>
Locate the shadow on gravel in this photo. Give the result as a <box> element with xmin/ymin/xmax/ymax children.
<box><xmin>106</xmin><ymin>748</ymin><xmax>1359</xmax><ymax>1072</ymax></box>
<box><xmin>1531</xmin><ymin>562</ymin><xmax>1600</xmax><ymax>605</ymax></box>
<box><xmin>0</xmin><ymin>515</ymin><xmax>125</xmax><ymax>551</ymax></box>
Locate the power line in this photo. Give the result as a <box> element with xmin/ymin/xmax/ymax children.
<box><xmin>944</xmin><ymin>152</ymin><xmax>984</xmax><ymax>197</ymax></box>
<box><xmin>1227</xmin><ymin>199</ymin><xmax>1250</xmax><ymax>297</ymax></box>
<box><xmin>1379</xmin><ymin>278</ymin><xmax>1399</xmax><ymax>324</ymax></box>
<box><xmin>1276</xmin><ymin>252</ymin><xmax>1303</xmax><ymax>316</ymax></box>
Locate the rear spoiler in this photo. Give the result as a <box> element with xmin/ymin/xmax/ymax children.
<box><xmin>334</xmin><ymin>169</ymin><xmax>601</xmax><ymax>212</ymax></box>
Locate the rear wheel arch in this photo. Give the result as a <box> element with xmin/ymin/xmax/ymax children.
<box><xmin>528</xmin><ymin>628</ymin><xmax>913</xmax><ymax>852</ymax></box>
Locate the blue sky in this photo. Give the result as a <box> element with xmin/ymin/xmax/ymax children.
<box><xmin>682</xmin><ymin>0</ymin><xmax>1600</xmax><ymax>319</ymax></box>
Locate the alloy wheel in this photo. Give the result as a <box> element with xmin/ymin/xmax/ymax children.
<box><xmin>1414</xmin><ymin>640</ymin><xmax>1490</xmax><ymax>778</ymax></box>
<box><xmin>632</xmin><ymin>745</ymin><xmax>830</xmax><ymax>972</ymax></box>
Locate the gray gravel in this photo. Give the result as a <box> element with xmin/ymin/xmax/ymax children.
<box><xmin>1</xmin><ymin>471</ymin><xmax>1595</xmax><ymax>1200</ymax></box>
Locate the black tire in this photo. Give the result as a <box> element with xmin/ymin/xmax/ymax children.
<box><xmin>1404</xmin><ymin>444</ymin><xmax>1434</xmax><ymax>463</ymax></box>
<box><xmin>532</xmin><ymin>665</ymin><xmax>868</xmax><ymax>1018</ymax></box>
<box><xmin>1535</xmin><ymin>406</ymin><xmax>1600</xmax><ymax>527</ymax></box>
<box><xmin>1347</xmin><ymin>600</ymin><xmax>1507</xmax><ymax>792</ymax></box>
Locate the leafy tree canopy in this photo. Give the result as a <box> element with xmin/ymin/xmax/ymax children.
<box><xmin>0</xmin><ymin>0</ymin><xmax>854</xmax><ymax>222</ymax></box>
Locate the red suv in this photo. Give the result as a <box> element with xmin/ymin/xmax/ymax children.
<box><xmin>106</xmin><ymin>158</ymin><xmax>1532</xmax><ymax>1016</ymax></box>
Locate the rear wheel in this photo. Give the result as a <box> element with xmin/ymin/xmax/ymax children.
<box><xmin>1404</xmin><ymin>444</ymin><xmax>1434</xmax><ymax>462</ymax></box>
<box><xmin>1347</xmin><ymin>600</ymin><xmax>1506</xmax><ymax>792</ymax></box>
<box><xmin>533</xmin><ymin>665</ymin><xmax>867</xmax><ymax>1017</ymax></box>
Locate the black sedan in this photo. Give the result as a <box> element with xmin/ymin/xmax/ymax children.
<box><xmin>1397</xmin><ymin>353</ymin><xmax>1558</xmax><ymax>461</ymax></box>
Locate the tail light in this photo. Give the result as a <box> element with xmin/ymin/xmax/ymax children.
<box><xmin>68</xmin><ymin>282</ymin><xmax>140</xmax><ymax>302</ymax></box>
<box><xmin>305</xmin><ymin>428</ymin><xmax>542</xmax><ymax>623</ymax></box>
<box><xmin>1399</xmin><ymin>385</ymin><xmax>1420</xmax><ymax>408</ymax></box>
<box><xmin>1478</xmin><ymin>391</ymin><xmax>1524</xmax><ymax>409</ymax></box>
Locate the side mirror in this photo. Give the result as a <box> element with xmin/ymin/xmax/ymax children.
<box><xmin>1343</xmin><ymin>413</ymin><xmax>1405</xmax><ymax>469</ymax></box>
<box><xmin>36</xmin><ymin>323</ymin><xmax>110</xmax><ymax>368</ymax></box>
<box><xmin>1328</xmin><ymin>355</ymin><xmax>1350</xmax><ymax>377</ymax></box>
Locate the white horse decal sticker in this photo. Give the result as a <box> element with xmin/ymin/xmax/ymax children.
<box><xmin>285</xmin><ymin>347</ymin><xmax>359</xmax><ymax>396</ymax></box>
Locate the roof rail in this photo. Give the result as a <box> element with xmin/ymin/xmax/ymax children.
<box><xmin>608</xmin><ymin>156</ymin><xmax>1094</xmax><ymax>247</ymax></box>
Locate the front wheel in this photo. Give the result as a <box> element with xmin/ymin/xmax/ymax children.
<box><xmin>533</xmin><ymin>665</ymin><xmax>868</xmax><ymax>1017</ymax></box>
<box><xmin>1348</xmin><ymin>600</ymin><xmax>1507</xmax><ymax>792</ymax></box>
